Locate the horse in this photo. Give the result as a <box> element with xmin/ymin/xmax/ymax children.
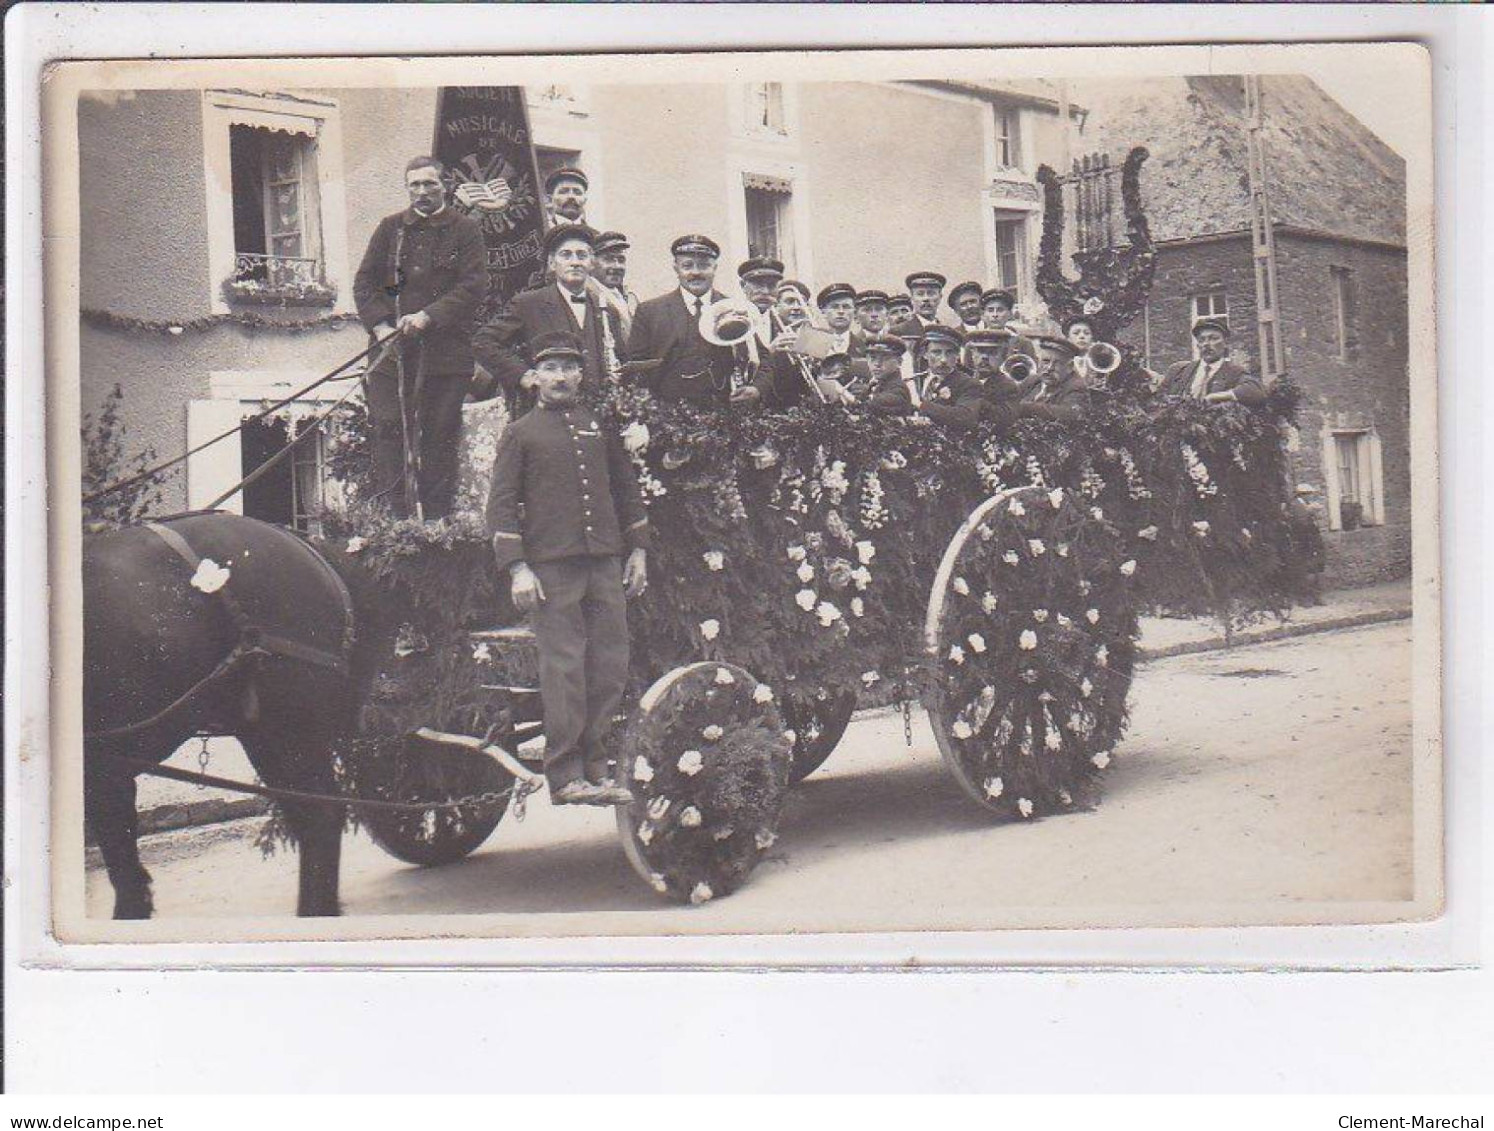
<box><xmin>83</xmin><ymin>511</ymin><xmax>375</xmax><ymax>919</ymax></box>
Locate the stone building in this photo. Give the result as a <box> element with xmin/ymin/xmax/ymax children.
<box><xmin>1070</xmin><ymin>76</ymin><xmax>1411</xmax><ymax>586</ymax></box>
<box><xmin>77</xmin><ymin>81</ymin><xmax>1076</xmax><ymax>523</ymax></box>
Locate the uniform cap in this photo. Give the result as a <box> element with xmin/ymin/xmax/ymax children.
<box><xmin>816</xmin><ymin>282</ymin><xmax>858</xmax><ymax>308</ymax></box>
<box><xmin>963</xmin><ymin>328</ymin><xmax>1011</xmax><ymax>350</ymax></box>
<box><xmin>906</xmin><ymin>271</ymin><xmax>948</xmax><ymax>291</ymax></box>
<box><xmin>855</xmin><ymin>289</ymin><xmax>890</xmax><ymax>308</ymax></box>
<box><xmin>542</xmin><ymin>223</ymin><xmax>597</xmax><ymax>257</ymax></box>
<box><xmin>1191</xmin><ymin>316</ymin><xmax>1231</xmax><ymax>339</ymax></box>
<box><xmin>775</xmin><ymin>279</ymin><xmax>811</xmax><ymax>301</ymax></box>
<box><xmin>737</xmin><ymin>256</ymin><xmax>785</xmax><ymax>282</ymax></box>
<box><xmin>887</xmin><ymin>293</ymin><xmax>914</xmax><ymax>312</ymax></box>
<box><xmin>544</xmin><ymin>167</ymin><xmax>589</xmax><ymax>194</ymax></box>
<box><xmin>922</xmin><ymin>324</ymin><xmax>966</xmax><ymax>349</ymax></box>
<box><xmin>530</xmin><ymin>329</ymin><xmax>585</xmax><ymax>363</ymax></box>
<box><xmin>671</xmin><ymin>234</ymin><xmax>721</xmax><ymax>259</ymax></box>
<box><xmin>980</xmin><ymin>288</ymin><xmax>1017</xmax><ymax>311</ymax></box>
<box><xmin>593</xmin><ymin>230</ymin><xmax>630</xmax><ymax>255</ymax></box>
<box><xmin>862</xmin><ymin>333</ymin><xmax>907</xmax><ymax>357</ymax></box>
<box><xmin>1035</xmin><ymin>334</ymin><xmax>1079</xmax><ymax>357</ymax></box>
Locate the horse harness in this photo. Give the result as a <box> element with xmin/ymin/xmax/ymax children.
<box><xmin>84</xmin><ymin>519</ymin><xmax>356</xmax><ymax>742</ymax></box>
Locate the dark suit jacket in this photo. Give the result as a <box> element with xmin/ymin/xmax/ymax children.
<box><xmin>1021</xmin><ymin>367</ymin><xmax>1093</xmax><ymax>423</ymax></box>
<box><xmin>919</xmin><ymin>367</ymin><xmax>986</xmax><ymax>431</ymax></box>
<box><xmin>353</xmin><ymin>207</ymin><xmax>488</xmax><ymax>376</ymax></box>
<box><xmin>1158</xmin><ymin>357</ymin><xmax>1266</xmax><ymax>407</ymax></box>
<box><xmin>472</xmin><ymin>284</ymin><xmax>623</xmax><ymax>412</ymax></box>
<box><xmin>627</xmin><ymin>288</ymin><xmax>771</xmax><ymax>406</ymax></box>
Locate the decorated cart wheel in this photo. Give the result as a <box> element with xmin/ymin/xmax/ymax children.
<box><xmin>924</xmin><ymin>485</ymin><xmax>1140</xmax><ymax>819</ymax></box>
<box><xmin>781</xmin><ymin>686</ymin><xmax>859</xmax><ymax>783</ymax></box>
<box><xmin>358</xmin><ymin>737</ymin><xmax>514</xmax><ymax>867</ymax></box>
<box><xmin>616</xmin><ymin>662</ymin><xmax>794</xmax><ymax>904</ymax></box>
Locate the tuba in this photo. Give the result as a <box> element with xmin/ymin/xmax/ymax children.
<box><xmin>1000</xmin><ymin>352</ymin><xmax>1037</xmax><ymax>382</ymax></box>
<box><xmin>1085</xmin><ymin>341</ymin><xmax>1123</xmax><ymax>376</ymax></box>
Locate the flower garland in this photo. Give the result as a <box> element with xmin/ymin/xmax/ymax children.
<box><xmin>619</xmin><ymin>663</ymin><xmax>794</xmax><ymax>903</ymax></box>
<box><xmin>82</xmin><ymin>306</ymin><xmax>364</xmax><ymax>336</ymax></box>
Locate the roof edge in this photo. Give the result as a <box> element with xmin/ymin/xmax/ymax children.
<box><xmin>903</xmin><ymin>79</ymin><xmax>1083</xmax><ymax>118</ymax></box>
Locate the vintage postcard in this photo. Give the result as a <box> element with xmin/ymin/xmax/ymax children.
<box><xmin>39</xmin><ymin>42</ymin><xmax>1440</xmax><ymax>953</ymax></box>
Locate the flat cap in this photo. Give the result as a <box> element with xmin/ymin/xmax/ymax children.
<box><xmin>855</xmin><ymin>289</ymin><xmax>890</xmax><ymax>308</ymax></box>
<box><xmin>921</xmin><ymin>323</ymin><xmax>966</xmax><ymax>349</ymax></box>
<box><xmin>542</xmin><ymin>222</ymin><xmax>597</xmax><ymax>256</ymax></box>
<box><xmin>887</xmin><ymin>293</ymin><xmax>914</xmax><ymax>313</ymax></box>
<box><xmin>862</xmin><ymin>332</ymin><xmax>907</xmax><ymax>357</ymax></box>
<box><xmin>1191</xmin><ymin>316</ymin><xmax>1231</xmax><ymax>339</ymax></box>
<box><xmin>775</xmin><ymin>279</ymin><xmax>811</xmax><ymax>301</ymax></box>
<box><xmin>671</xmin><ymin>233</ymin><xmax>721</xmax><ymax>259</ymax></box>
<box><xmin>980</xmin><ymin>288</ymin><xmax>1017</xmax><ymax>310</ymax></box>
<box><xmin>1034</xmin><ymin>334</ymin><xmax>1079</xmax><ymax>357</ymax></box>
<box><xmin>963</xmin><ymin>327</ymin><xmax>1011</xmax><ymax>350</ymax></box>
<box><xmin>947</xmin><ymin>280</ymin><xmax>984</xmax><ymax>308</ymax></box>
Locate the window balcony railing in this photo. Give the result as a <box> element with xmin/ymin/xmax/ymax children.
<box><xmin>224</xmin><ymin>252</ymin><xmax>336</xmax><ymax>307</ymax></box>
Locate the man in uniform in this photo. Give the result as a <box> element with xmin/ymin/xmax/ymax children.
<box><xmin>947</xmin><ymin>280</ymin><xmax>985</xmax><ymax>332</ymax></box>
<box><xmin>855</xmin><ymin>289</ymin><xmax>891</xmax><ymax>339</ymax></box>
<box><xmin>853</xmin><ymin>333</ymin><xmax>915</xmax><ymax>415</ymax></box>
<box><xmin>774</xmin><ymin>279</ymin><xmax>813</xmax><ymax>330</ymax></box>
<box><xmin>353</xmin><ymin>154</ymin><xmax>488</xmax><ymax>518</ymax></box>
<box><xmin>978</xmin><ymin>287</ymin><xmax>1040</xmax><ymax>370</ymax></box>
<box><xmin>886</xmin><ymin>293</ymin><xmax>915</xmax><ymax>325</ymax></box>
<box><xmin>737</xmin><ymin>256</ymin><xmax>785</xmax><ymax>315</ymax></box>
<box><xmin>1021</xmin><ymin>335</ymin><xmax>1093</xmax><ymax>423</ymax></box>
<box><xmin>544</xmin><ymin>167</ymin><xmax>589</xmax><ymax>226</ymax></box>
<box><xmin>593</xmin><ymin>230</ymin><xmax>640</xmax><ymax>320</ymax></box>
<box><xmin>902</xmin><ymin>271</ymin><xmax>949</xmax><ymax>330</ymax></box>
<box><xmin>1157</xmin><ymin>317</ymin><xmax>1266</xmax><ymax>407</ymax></box>
<box><xmin>473</xmin><ymin>223</ymin><xmax>626</xmax><ymax>415</ymax></box>
<box><xmin>627</xmin><ymin>234</ymin><xmax>771</xmax><ymax>407</ymax></box>
<box><xmin>486</xmin><ymin>330</ymin><xmax>649</xmax><ymax>807</ymax></box>
<box><xmin>915</xmin><ymin>324</ymin><xmax>986</xmax><ymax>431</ymax></box>
<box><xmin>966</xmin><ymin>326</ymin><xmax>1039</xmax><ymax>431</ymax></box>
<box><xmin>816</xmin><ymin>282</ymin><xmax>866</xmax><ymax>359</ymax></box>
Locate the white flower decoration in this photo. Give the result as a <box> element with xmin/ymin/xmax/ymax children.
<box><xmin>1080</xmin><ymin>678</ymin><xmax>1094</xmax><ymax>698</ymax></box>
<box><xmin>1028</xmin><ymin>539</ymin><xmax>1046</xmax><ymax>556</ymax></box>
<box><xmin>977</xmin><ymin>524</ymin><xmax>995</xmax><ymax>542</ymax></box>
<box><xmin>714</xmin><ymin>667</ymin><xmax>735</xmax><ymax>686</ymax></box>
<box><xmin>1019</xmin><ymin>629</ymin><xmax>1039</xmax><ymax>651</ymax></box>
<box><xmin>797</xmin><ymin>562</ymin><xmax>816</xmax><ymax>584</ymax></box>
<box><xmin>948</xmin><ymin>644</ymin><xmax>966</xmax><ymax>665</ymax></box>
<box><xmin>787</xmin><ymin>544</ymin><xmax>807</xmax><ymax>562</ymax></box>
<box><xmin>1049</xmin><ymin>488</ymin><xmax>1065</xmax><ymax>509</ymax></box>
<box><xmin>1033</xmin><ymin>609</ymin><xmax>1049</xmax><ymax>623</ymax></box>
<box><xmin>1059</xmin><ymin>789</ymin><xmax>1074</xmax><ymax>806</ymax></box>
<box><xmin>1003</xmin><ymin>550</ymin><xmax>1020</xmax><ymax>566</ymax></box>
<box><xmin>782</xmin><ymin>729</ymin><xmax>797</xmax><ymax>746</ymax></box>
<box><xmin>189</xmin><ymin>558</ymin><xmax>231</xmax><ymax>594</ymax></box>
<box><xmin>952</xmin><ymin>576</ymin><xmax>970</xmax><ymax>596</ymax></box>
<box><xmin>1090</xmin><ymin>507</ymin><xmax>1105</xmax><ymax>521</ymax></box>
<box><xmin>1056</xmin><ymin>543</ymin><xmax>1070</xmax><ymax>558</ymax></box>
<box><xmin>953</xmin><ymin>719</ymin><xmax>974</xmax><ymax>739</ymax></box>
<box><xmin>678</xmin><ymin>806</ymin><xmax>703</xmax><ymax>828</ymax></box>
<box><xmin>690</xmin><ymin>882</ymin><xmax>714</xmax><ymax>905</ymax></box>
<box><xmin>861</xmin><ymin>670</ymin><xmax>881</xmax><ymax>687</ymax></box>
<box><xmin>649</xmin><ymin>872</ymin><xmax>668</xmax><ymax>894</ymax></box>
<box><xmin>647</xmin><ymin>796</ymin><xmax>672</xmax><ymax>821</ymax></box>
<box><xmin>702</xmin><ymin>550</ymin><xmax>725</xmax><ymax>571</ymax></box>
<box><xmin>816</xmin><ymin>601</ymin><xmax>842</xmax><ymax>627</ymax></box>
<box><xmin>981</xmin><ymin>592</ymin><xmax>998</xmax><ymax>614</ymax></box>
<box><xmin>471</xmin><ymin>642</ymin><xmax>492</xmax><ymax>663</ymax></box>
<box><xmin>1083</xmin><ymin>296</ymin><xmax>1105</xmax><ymax>315</ymax></box>
<box><xmin>855</xmin><ymin>540</ymin><xmax>876</xmax><ymax>564</ymax></box>
<box><xmin>1045</xmin><ymin>729</ymin><xmax>1063</xmax><ymax>752</ymax></box>
<box><xmin>795</xmin><ymin>588</ymin><xmax>817</xmax><ymax>611</ymax></box>
<box><xmin>1193</xmin><ymin>520</ymin><xmax>1211</xmax><ymax>536</ymax></box>
<box><xmin>632</xmin><ymin>756</ymin><xmax>655</xmax><ymax>783</ymax></box>
<box><xmin>755</xmin><ymin>829</ymin><xmax>777</xmax><ymax>850</ymax></box>
<box><xmin>637</xmin><ymin>822</ymin><xmax>655</xmax><ymax>845</ymax></box>
<box><xmin>967</xmin><ymin>633</ymin><xmax>987</xmax><ymax>654</ymax></box>
<box><xmin>1119</xmin><ymin>559</ymin><xmax>1137</xmax><ymax>576</ymax></box>
<box><xmin>1009</xmin><ymin>499</ymin><xmax>1026</xmax><ymax>517</ymax></box>
<box><xmin>677</xmin><ymin>750</ymin><xmax>705</xmax><ymax>776</ymax></box>
<box><xmin>753</xmin><ymin>684</ymin><xmax>774</xmax><ymax>704</ymax></box>
<box><xmin>850</xmin><ymin>597</ymin><xmax>865</xmax><ymax>618</ymax></box>
<box><xmin>1017</xmin><ymin>798</ymin><xmax>1035</xmax><ymax>818</ymax></box>
<box><xmin>1138</xmin><ymin>525</ymin><xmax>1159</xmax><ymax>541</ymax></box>
<box><xmin>983</xmin><ymin>777</ymin><xmax>1004</xmax><ymax>801</ymax></box>
<box><xmin>1096</xmin><ymin>645</ymin><xmax>1109</xmax><ymax>667</ymax></box>
<box><xmin>1091</xmin><ymin>750</ymin><xmax>1112</xmax><ymax>769</ymax></box>
<box><xmin>344</xmin><ymin>536</ymin><xmax>366</xmax><ymax>554</ymax></box>
<box><xmin>851</xmin><ymin>566</ymin><xmax>873</xmax><ymax>590</ymax></box>
<box><xmin>621</xmin><ymin>420</ymin><xmax>651</xmax><ymax>453</ymax></box>
<box><xmin>1078</xmin><ymin>580</ymin><xmax>1093</xmax><ymax>596</ymax></box>
<box><xmin>1057</xmin><ymin>613</ymin><xmax>1072</xmax><ymax>628</ymax></box>
<box><xmin>699</xmin><ymin>618</ymin><xmax>721</xmax><ymax>641</ymax></box>
<box><xmin>702</xmin><ymin>724</ymin><xmax>724</xmax><ymax>742</ymax></box>
<box><xmin>1086</xmin><ymin>609</ymin><xmax>1100</xmax><ymax>625</ymax></box>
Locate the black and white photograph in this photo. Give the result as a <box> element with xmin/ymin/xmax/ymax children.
<box><xmin>42</xmin><ymin>43</ymin><xmax>1438</xmax><ymax>945</ymax></box>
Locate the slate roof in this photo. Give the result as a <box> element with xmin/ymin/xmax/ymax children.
<box><xmin>1067</xmin><ymin>75</ymin><xmax>1406</xmax><ymax>248</ymax></box>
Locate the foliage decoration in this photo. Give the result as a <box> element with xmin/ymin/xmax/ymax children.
<box><xmin>82</xmin><ymin>306</ymin><xmax>364</xmax><ymax>335</ymax></box>
<box><xmin>617</xmin><ymin>662</ymin><xmax>793</xmax><ymax>903</ymax></box>
<box><xmin>82</xmin><ymin>382</ymin><xmax>170</xmax><ymax>528</ymax></box>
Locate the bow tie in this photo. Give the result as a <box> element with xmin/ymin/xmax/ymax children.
<box><xmin>567</xmin><ymin>293</ymin><xmax>587</xmax><ymax>305</ymax></box>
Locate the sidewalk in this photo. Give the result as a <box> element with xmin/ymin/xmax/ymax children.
<box><xmin>118</xmin><ymin>579</ymin><xmax>1414</xmax><ymax>837</ymax></box>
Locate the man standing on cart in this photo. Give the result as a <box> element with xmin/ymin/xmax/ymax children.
<box><xmin>486</xmin><ymin>330</ymin><xmax>650</xmax><ymax>807</ymax></box>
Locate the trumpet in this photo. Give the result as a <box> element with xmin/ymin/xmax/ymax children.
<box><xmin>768</xmin><ymin>305</ymin><xmax>830</xmax><ymax>404</ymax></box>
<box><xmin>1000</xmin><ymin>352</ymin><xmax>1037</xmax><ymax>382</ymax></box>
<box><xmin>1085</xmin><ymin>341</ymin><xmax>1123</xmax><ymax>376</ymax></box>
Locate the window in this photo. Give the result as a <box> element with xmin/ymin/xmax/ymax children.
<box><xmin>229</xmin><ymin>125</ymin><xmax>324</xmax><ymax>288</ymax></box>
<box><xmin>203</xmin><ymin>91</ymin><xmax>349</xmax><ymax>314</ymax></box>
<box><xmin>995</xmin><ymin>109</ymin><xmax>1017</xmax><ymax>168</ymax></box>
<box><xmin>747</xmin><ymin>83</ymin><xmax>788</xmax><ymax>136</ymax></box>
<box><xmin>1324</xmin><ymin>429</ymin><xmax>1384</xmax><ymax>531</ymax></box>
<box><xmin>992</xmin><ymin>215</ymin><xmax>1024</xmax><ymax>291</ymax></box>
<box><xmin>239</xmin><ymin>417</ymin><xmax>332</xmax><ymax>536</ymax></box>
<box><xmin>1191</xmin><ymin>291</ymin><xmax>1229</xmax><ymax>330</ymax></box>
<box><xmin>1331</xmin><ymin>266</ymin><xmax>1355</xmax><ymax>360</ymax></box>
<box><xmin>744</xmin><ymin>174</ymin><xmax>794</xmax><ymax>265</ymax></box>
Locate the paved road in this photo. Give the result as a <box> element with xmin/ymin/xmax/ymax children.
<box><xmin>86</xmin><ymin>621</ymin><xmax>1416</xmax><ymax>933</ymax></box>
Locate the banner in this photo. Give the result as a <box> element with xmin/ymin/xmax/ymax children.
<box><xmin>432</xmin><ymin>86</ymin><xmax>547</xmax><ymax>318</ymax></box>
